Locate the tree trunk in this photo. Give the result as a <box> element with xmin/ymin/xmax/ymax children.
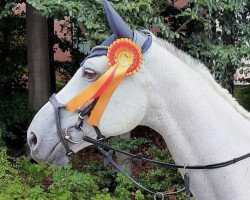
<box><xmin>48</xmin><ymin>18</ymin><xmax>56</xmax><ymax>94</ymax></box>
<box><xmin>26</xmin><ymin>4</ymin><xmax>51</xmax><ymax>111</ymax></box>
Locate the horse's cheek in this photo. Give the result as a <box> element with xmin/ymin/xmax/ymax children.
<box><xmin>99</xmin><ymin>82</ymin><xmax>147</xmax><ymax>135</ymax></box>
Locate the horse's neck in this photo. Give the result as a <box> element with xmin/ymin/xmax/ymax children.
<box><xmin>141</xmin><ymin>44</ymin><xmax>250</xmax><ymax>200</ymax></box>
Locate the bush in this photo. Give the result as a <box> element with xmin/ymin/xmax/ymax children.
<box><xmin>0</xmin><ymin>122</ymin><xmax>6</xmax><ymax>147</ymax></box>
<box><xmin>0</xmin><ymin>150</ymin><xmax>114</xmax><ymax>200</ymax></box>
<box><xmin>234</xmin><ymin>85</ymin><xmax>250</xmax><ymax>111</ymax></box>
<box><xmin>0</xmin><ymin>92</ymin><xmax>33</xmax><ymax>146</ymax></box>
<box><xmin>0</xmin><ymin>134</ymin><xmax>189</xmax><ymax>200</ymax></box>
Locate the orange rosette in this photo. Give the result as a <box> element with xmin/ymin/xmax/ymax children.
<box><xmin>66</xmin><ymin>38</ymin><xmax>143</xmax><ymax>126</ymax></box>
<box><xmin>107</xmin><ymin>38</ymin><xmax>143</xmax><ymax>75</ymax></box>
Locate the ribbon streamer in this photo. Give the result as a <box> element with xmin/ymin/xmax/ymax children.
<box><xmin>88</xmin><ymin>66</ymin><xmax>128</xmax><ymax>125</ymax></box>
<box><xmin>66</xmin><ymin>38</ymin><xmax>142</xmax><ymax>126</ymax></box>
<box><xmin>66</xmin><ymin>65</ymin><xmax>117</xmax><ymax>112</ymax></box>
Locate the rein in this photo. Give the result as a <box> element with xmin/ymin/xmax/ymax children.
<box><xmin>49</xmin><ymin>94</ymin><xmax>250</xmax><ymax>200</ymax></box>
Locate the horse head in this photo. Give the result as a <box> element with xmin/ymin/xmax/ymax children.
<box><xmin>27</xmin><ymin>0</ymin><xmax>154</xmax><ymax>165</ymax></box>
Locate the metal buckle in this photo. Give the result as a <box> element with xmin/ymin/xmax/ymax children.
<box><xmin>97</xmin><ymin>136</ymin><xmax>106</xmax><ymax>143</ymax></box>
<box><xmin>78</xmin><ymin>113</ymin><xmax>87</xmax><ymax>120</ymax></box>
<box><xmin>67</xmin><ymin>151</ymin><xmax>73</xmax><ymax>157</ymax></box>
<box><xmin>154</xmin><ymin>192</ymin><xmax>164</xmax><ymax>200</ymax></box>
<box><xmin>63</xmin><ymin>125</ymin><xmax>84</xmax><ymax>144</ymax></box>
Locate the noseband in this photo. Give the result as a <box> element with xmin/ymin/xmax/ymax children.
<box><xmin>49</xmin><ymin>94</ymin><xmax>73</xmax><ymax>156</ymax></box>
<box><xmin>49</xmin><ymin>94</ymin><xmax>250</xmax><ymax>200</ymax></box>
<box><xmin>49</xmin><ymin>94</ymin><xmax>105</xmax><ymax>156</ymax></box>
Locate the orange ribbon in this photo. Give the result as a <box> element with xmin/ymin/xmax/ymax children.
<box><xmin>66</xmin><ymin>64</ymin><xmax>128</xmax><ymax>126</ymax></box>
<box><xmin>66</xmin><ymin>38</ymin><xmax>142</xmax><ymax>126</ymax></box>
<box><xmin>88</xmin><ymin>66</ymin><xmax>128</xmax><ymax>125</ymax></box>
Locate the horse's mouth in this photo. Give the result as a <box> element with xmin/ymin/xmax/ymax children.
<box><xmin>31</xmin><ymin>141</ymin><xmax>69</xmax><ymax>166</ymax></box>
<box><xmin>46</xmin><ymin>141</ymin><xmax>69</xmax><ymax>166</ymax></box>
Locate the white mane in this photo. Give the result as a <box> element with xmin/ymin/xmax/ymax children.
<box><xmin>152</xmin><ymin>35</ymin><xmax>250</xmax><ymax>121</ymax></box>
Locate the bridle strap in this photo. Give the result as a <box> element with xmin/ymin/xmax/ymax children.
<box><xmin>81</xmin><ymin>135</ymin><xmax>250</xmax><ymax>170</ymax></box>
<box><xmin>74</xmin><ymin>100</ymin><xmax>106</xmax><ymax>141</ymax></box>
<box><xmin>93</xmin><ymin>126</ymin><xmax>106</xmax><ymax>141</ymax></box>
<box><xmin>74</xmin><ymin>101</ymin><xmax>97</xmax><ymax>130</ymax></box>
<box><xmin>49</xmin><ymin>94</ymin><xmax>73</xmax><ymax>156</ymax></box>
<box><xmin>97</xmin><ymin>145</ymin><xmax>188</xmax><ymax>199</ymax></box>
<box><xmin>49</xmin><ymin>95</ymin><xmax>104</xmax><ymax>156</ymax></box>
<box><xmin>184</xmin><ymin>173</ymin><xmax>191</xmax><ymax>200</ymax></box>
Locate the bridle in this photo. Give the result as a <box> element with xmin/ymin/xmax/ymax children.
<box><xmin>49</xmin><ymin>94</ymin><xmax>104</xmax><ymax>155</ymax></box>
<box><xmin>49</xmin><ymin>94</ymin><xmax>188</xmax><ymax>200</ymax></box>
<box><xmin>49</xmin><ymin>93</ymin><xmax>250</xmax><ymax>200</ymax></box>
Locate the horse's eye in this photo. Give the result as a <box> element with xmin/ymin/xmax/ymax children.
<box><xmin>83</xmin><ymin>68</ymin><xmax>98</xmax><ymax>80</ymax></box>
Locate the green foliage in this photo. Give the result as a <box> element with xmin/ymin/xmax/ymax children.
<box><xmin>115</xmin><ymin>173</ymin><xmax>145</xmax><ymax>200</ymax></box>
<box><xmin>0</xmin><ymin>93</ymin><xmax>34</xmax><ymax>141</ymax></box>
<box><xmin>0</xmin><ymin>1</ymin><xmax>23</xmax><ymax>19</ymax></box>
<box><xmin>115</xmin><ymin>173</ymin><xmax>135</xmax><ymax>199</ymax></box>
<box><xmin>26</xmin><ymin>0</ymin><xmax>250</xmax><ymax>92</ymax></box>
<box><xmin>81</xmin><ymin>161</ymin><xmax>117</xmax><ymax>189</ymax></box>
<box><xmin>26</xmin><ymin>0</ymin><xmax>177</xmax><ymax>45</ymax></box>
<box><xmin>0</xmin><ymin>149</ymin><xmax>137</xmax><ymax>200</ymax></box>
<box><xmin>0</xmin><ymin>151</ymin><xmax>112</xmax><ymax>200</ymax></box>
<box><xmin>91</xmin><ymin>191</ymin><xmax>114</xmax><ymax>200</ymax></box>
<box><xmin>49</xmin><ymin>166</ymin><xmax>101</xmax><ymax>199</ymax></box>
<box><xmin>0</xmin><ymin>122</ymin><xmax>6</xmax><ymax>147</ymax></box>
<box><xmin>16</xmin><ymin>157</ymin><xmax>52</xmax><ymax>186</ymax></box>
<box><xmin>0</xmin><ymin>135</ymin><xmax>187</xmax><ymax>200</ymax></box>
<box><xmin>234</xmin><ymin>85</ymin><xmax>250</xmax><ymax>111</ymax></box>
<box><xmin>0</xmin><ymin>1</ymin><xmax>29</xmax><ymax>146</ymax></box>
<box><xmin>108</xmin><ymin>137</ymin><xmax>148</xmax><ymax>151</ymax></box>
<box><xmin>137</xmin><ymin>145</ymin><xmax>184</xmax><ymax>199</ymax></box>
<box><xmin>0</xmin><ymin>148</ymin><xmax>27</xmax><ymax>200</ymax></box>
<box><xmin>147</xmin><ymin>145</ymin><xmax>174</xmax><ymax>162</ymax></box>
<box><xmin>179</xmin><ymin>0</ymin><xmax>250</xmax><ymax>91</ymax></box>
<box><xmin>0</xmin><ymin>14</ymin><xmax>27</xmax><ymax>93</ymax></box>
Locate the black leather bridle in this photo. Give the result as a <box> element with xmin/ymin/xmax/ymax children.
<box><xmin>49</xmin><ymin>94</ymin><xmax>105</xmax><ymax>155</ymax></box>
<box><xmin>49</xmin><ymin>94</ymin><xmax>250</xmax><ymax>200</ymax></box>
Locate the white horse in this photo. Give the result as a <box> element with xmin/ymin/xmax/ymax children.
<box><xmin>27</xmin><ymin>1</ymin><xmax>250</xmax><ymax>199</ymax></box>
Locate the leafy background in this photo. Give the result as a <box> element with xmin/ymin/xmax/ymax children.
<box><xmin>0</xmin><ymin>0</ymin><xmax>249</xmax><ymax>199</ymax></box>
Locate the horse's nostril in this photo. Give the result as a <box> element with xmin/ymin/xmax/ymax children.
<box><xmin>29</xmin><ymin>132</ymin><xmax>38</xmax><ymax>149</ymax></box>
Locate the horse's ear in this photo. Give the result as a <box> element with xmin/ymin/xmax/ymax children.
<box><xmin>103</xmin><ymin>0</ymin><xmax>133</xmax><ymax>39</ymax></box>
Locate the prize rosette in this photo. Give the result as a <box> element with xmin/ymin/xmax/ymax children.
<box><xmin>107</xmin><ymin>38</ymin><xmax>143</xmax><ymax>75</ymax></box>
<box><xmin>66</xmin><ymin>38</ymin><xmax>143</xmax><ymax>126</ymax></box>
